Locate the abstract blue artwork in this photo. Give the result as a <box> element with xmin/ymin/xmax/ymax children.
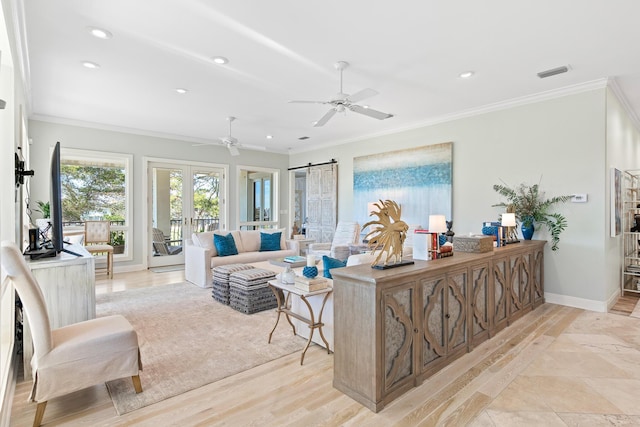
<box><xmin>353</xmin><ymin>142</ymin><xmax>452</xmax><ymax>229</ymax></box>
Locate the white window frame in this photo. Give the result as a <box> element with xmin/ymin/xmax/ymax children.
<box><xmin>60</xmin><ymin>148</ymin><xmax>133</xmax><ymax>261</ymax></box>
<box><xmin>237</xmin><ymin>165</ymin><xmax>279</xmax><ymax>230</ymax></box>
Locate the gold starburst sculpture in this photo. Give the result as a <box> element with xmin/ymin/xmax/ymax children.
<box><xmin>363</xmin><ymin>199</ymin><xmax>409</xmax><ymax>266</ymax></box>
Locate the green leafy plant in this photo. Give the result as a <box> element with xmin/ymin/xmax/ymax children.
<box><xmin>110</xmin><ymin>230</ymin><xmax>125</xmax><ymax>246</ymax></box>
<box><xmin>492</xmin><ymin>181</ymin><xmax>571</xmax><ymax>251</ymax></box>
<box><xmin>35</xmin><ymin>201</ymin><xmax>50</xmax><ymax>219</ymax></box>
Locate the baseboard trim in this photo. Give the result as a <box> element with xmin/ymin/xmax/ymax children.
<box><xmin>544</xmin><ymin>292</ymin><xmax>608</xmax><ymax>313</ymax></box>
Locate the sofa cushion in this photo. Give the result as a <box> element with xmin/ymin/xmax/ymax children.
<box><xmin>192</xmin><ymin>230</ymin><xmax>245</xmax><ymax>256</ymax></box>
<box><xmin>240</xmin><ymin>229</ymin><xmax>286</xmax><ymax>252</ymax></box>
<box><xmin>322</xmin><ymin>255</ymin><xmax>347</xmax><ymax>279</ymax></box>
<box><xmin>259</xmin><ymin>231</ymin><xmax>282</xmax><ymax>252</ymax></box>
<box><xmin>214</xmin><ymin>233</ymin><xmax>239</xmax><ymax>257</ymax></box>
<box><xmin>192</xmin><ymin>231</ymin><xmax>216</xmax><ymax>251</ymax></box>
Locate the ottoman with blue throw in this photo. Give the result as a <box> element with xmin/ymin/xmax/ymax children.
<box><xmin>212</xmin><ymin>264</ymin><xmax>255</xmax><ymax>305</ymax></box>
<box><xmin>229</xmin><ymin>268</ymin><xmax>278</xmax><ymax>314</ymax></box>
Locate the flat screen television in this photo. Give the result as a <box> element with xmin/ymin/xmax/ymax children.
<box><xmin>50</xmin><ymin>141</ymin><xmax>81</xmax><ymax>257</ymax></box>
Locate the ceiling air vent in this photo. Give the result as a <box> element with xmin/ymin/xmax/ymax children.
<box><xmin>298</xmin><ymin>136</ymin><xmax>310</xmax><ymax>140</ymax></box>
<box><xmin>537</xmin><ymin>66</ymin><xmax>569</xmax><ymax>79</ymax></box>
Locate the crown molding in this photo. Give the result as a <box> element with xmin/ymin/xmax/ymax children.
<box><xmin>608</xmin><ymin>77</ymin><xmax>640</xmax><ymax>132</ymax></box>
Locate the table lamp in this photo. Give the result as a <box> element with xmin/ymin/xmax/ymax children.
<box><xmin>428</xmin><ymin>214</ymin><xmax>447</xmax><ymax>258</ymax></box>
<box><xmin>501</xmin><ymin>212</ymin><xmax>519</xmax><ymax>244</ymax></box>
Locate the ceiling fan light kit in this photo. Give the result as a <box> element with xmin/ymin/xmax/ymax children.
<box><xmin>290</xmin><ymin>60</ymin><xmax>393</xmax><ymax>127</ymax></box>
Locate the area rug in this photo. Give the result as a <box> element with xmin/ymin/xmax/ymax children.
<box><xmin>96</xmin><ymin>282</ymin><xmax>305</xmax><ymax>415</ymax></box>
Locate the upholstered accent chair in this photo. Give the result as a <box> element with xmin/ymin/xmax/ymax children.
<box><xmin>84</xmin><ymin>220</ymin><xmax>114</xmax><ymax>278</ymax></box>
<box><xmin>0</xmin><ymin>241</ymin><xmax>142</xmax><ymax>427</ymax></box>
<box><xmin>307</xmin><ymin>221</ymin><xmax>360</xmax><ymax>261</ymax></box>
<box><xmin>152</xmin><ymin>228</ymin><xmax>182</xmax><ymax>256</ymax></box>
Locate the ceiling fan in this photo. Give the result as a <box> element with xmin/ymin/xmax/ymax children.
<box><xmin>289</xmin><ymin>61</ymin><xmax>393</xmax><ymax>127</ymax></box>
<box><xmin>194</xmin><ymin>116</ymin><xmax>265</xmax><ymax>156</ymax></box>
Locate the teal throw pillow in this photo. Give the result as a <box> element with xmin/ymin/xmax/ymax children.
<box><xmin>260</xmin><ymin>232</ymin><xmax>282</xmax><ymax>252</ymax></box>
<box><xmin>322</xmin><ymin>255</ymin><xmax>347</xmax><ymax>279</ymax></box>
<box><xmin>214</xmin><ymin>233</ymin><xmax>239</xmax><ymax>257</ymax></box>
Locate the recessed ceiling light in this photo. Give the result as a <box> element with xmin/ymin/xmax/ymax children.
<box><xmin>212</xmin><ymin>56</ymin><xmax>229</xmax><ymax>65</ymax></box>
<box><xmin>175</xmin><ymin>88</ymin><xmax>188</xmax><ymax>94</ymax></box>
<box><xmin>88</xmin><ymin>27</ymin><xmax>112</xmax><ymax>39</ymax></box>
<box><xmin>82</xmin><ymin>61</ymin><xmax>100</xmax><ymax>69</ymax></box>
<box><xmin>266</xmin><ymin>135</ymin><xmax>273</xmax><ymax>139</ymax></box>
<box><xmin>459</xmin><ymin>71</ymin><xmax>474</xmax><ymax>79</ymax></box>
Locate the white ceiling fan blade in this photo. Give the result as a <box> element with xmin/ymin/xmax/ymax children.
<box><xmin>227</xmin><ymin>144</ymin><xmax>240</xmax><ymax>156</ymax></box>
<box><xmin>288</xmin><ymin>100</ymin><xmax>328</xmax><ymax>104</ymax></box>
<box><xmin>348</xmin><ymin>104</ymin><xmax>394</xmax><ymax>120</ymax></box>
<box><xmin>347</xmin><ymin>88</ymin><xmax>378</xmax><ymax>104</ymax></box>
<box><xmin>314</xmin><ymin>109</ymin><xmax>337</xmax><ymax>127</ymax></box>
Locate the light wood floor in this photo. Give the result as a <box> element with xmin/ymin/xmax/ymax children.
<box><xmin>11</xmin><ymin>269</ymin><xmax>640</xmax><ymax>426</ymax></box>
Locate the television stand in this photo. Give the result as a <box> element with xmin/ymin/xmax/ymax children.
<box><xmin>24</xmin><ymin>247</ymin><xmax>57</xmax><ymax>260</ymax></box>
<box><xmin>62</xmin><ymin>241</ymin><xmax>83</xmax><ymax>257</ymax></box>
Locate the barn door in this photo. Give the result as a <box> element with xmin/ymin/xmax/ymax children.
<box><xmin>305</xmin><ymin>164</ymin><xmax>338</xmax><ymax>243</ymax></box>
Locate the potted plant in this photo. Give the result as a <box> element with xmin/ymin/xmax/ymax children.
<box><xmin>34</xmin><ymin>201</ymin><xmax>51</xmax><ymax>231</ymax></box>
<box><xmin>492</xmin><ymin>181</ymin><xmax>571</xmax><ymax>250</ymax></box>
<box><xmin>110</xmin><ymin>230</ymin><xmax>125</xmax><ymax>254</ymax></box>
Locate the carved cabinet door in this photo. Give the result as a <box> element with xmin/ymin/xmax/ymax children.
<box><xmin>492</xmin><ymin>255</ymin><xmax>509</xmax><ymax>334</ymax></box>
<box><xmin>420</xmin><ymin>267</ymin><xmax>468</xmax><ymax>377</ymax></box>
<box><xmin>382</xmin><ymin>283</ymin><xmax>416</xmax><ymax>394</ymax></box>
<box><xmin>470</xmin><ymin>261</ymin><xmax>491</xmax><ymax>348</ymax></box>
<box><xmin>532</xmin><ymin>246</ymin><xmax>545</xmax><ymax>308</ymax></box>
<box><xmin>508</xmin><ymin>251</ymin><xmax>532</xmax><ymax>323</ymax></box>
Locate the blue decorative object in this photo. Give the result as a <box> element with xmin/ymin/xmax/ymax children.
<box><xmin>214</xmin><ymin>233</ymin><xmax>239</xmax><ymax>257</ymax></box>
<box><xmin>322</xmin><ymin>255</ymin><xmax>347</xmax><ymax>279</ymax></box>
<box><xmin>259</xmin><ymin>232</ymin><xmax>281</xmax><ymax>251</ymax></box>
<box><xmin>482</xmin><ymin>226</ymin><xmax>498</xmax><ymax>236</ymax></box>
<box><xmin>521</xmin><ymin>219</ymin><xmax>535</xmax><ymax>240</ymax></box>
<box><xmin>302</xmin><ymin>266</ymin><xmax>318</xmax><ymax>279</ymax></box>
<box><xmin>438</xmin><ymin>234</ymin><xmax>447</xmax><ymax>246</ymax></box>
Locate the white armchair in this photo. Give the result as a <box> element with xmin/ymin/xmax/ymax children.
<box><xmin>1</xmin><ymin>241</ymin><xmax>143</xmax><ymax>426</ymax></box>
<box><xmin>307</xmin><ymin>221</ymin><xmax>360</xmax><ymax>261</ymax></box>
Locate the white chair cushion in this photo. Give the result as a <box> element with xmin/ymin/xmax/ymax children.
<box><xmin>34</xmin><ymin>315</ymin><xmax>140</xmax><ymax>402</ymax></box>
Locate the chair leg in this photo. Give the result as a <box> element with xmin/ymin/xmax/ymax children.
<box><xmin>108</xmin><ymin>251</ymin><xmax>113</xmax><ymax>279</ymax></box>
<box><xmin>132</xmin><ymin>375</ymin><xmax>143</xmax><ymax>393</ymax></box>
<box><xmin>33</xmin><ymin>401</ymin><xmax>47</xmax><ymax>427</ymax></box>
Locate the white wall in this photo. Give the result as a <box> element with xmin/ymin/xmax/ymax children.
<box><xmin>290</xmin><ymin>88</ymin><xmax>613</xmax><ymax>309</ymax></box>
<box><xmin>27</xmin><ymin>119</ymin><xmax>290</xmax><ymax>269</ymax></box>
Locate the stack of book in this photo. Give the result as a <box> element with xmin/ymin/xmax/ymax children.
<box><xmin>294</xmin><ymin>275</ymin><xmax>329</xmax><ymax>292</ymax></box>
<box><xmin>283</xmin><ymin>255</ymin><xmax>306</xmax><ymax>264</ymax></box>
<box><xmin>626</xmin><ymin>265</ymin><xmax>640</xmax><ymax>274</ymax></box>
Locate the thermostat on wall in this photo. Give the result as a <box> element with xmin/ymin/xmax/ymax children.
<box><xmin>571</xmin><ymin>193</ymin><xmax>588</xmax><ymax>203</ymax></box>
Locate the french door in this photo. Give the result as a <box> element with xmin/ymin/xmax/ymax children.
<box><xmin>148</xmin><ymin>161</ymin><xmax>225</xmax><ymax>268</ymax></box>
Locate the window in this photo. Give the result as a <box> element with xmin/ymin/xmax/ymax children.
<box><xmin>238</xmin><ymin>166</ymin><xmax>278</xmax><ymax>230</ymax></box>
<box><xmin>60</xmin><ymin>149</ymin><xmax>132</xmax><ymax>259</ymax></box>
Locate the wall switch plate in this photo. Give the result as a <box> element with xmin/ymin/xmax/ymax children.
<box><xmin>571</xmin><ymin>193</ymin><xmax>588</xmax><ymax>203</ymax></box>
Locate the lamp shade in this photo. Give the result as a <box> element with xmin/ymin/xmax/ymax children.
<box><xmin>428</xmin><ymin>215</ymin><xmax>447</xmax><ymax>233</ymax></box>
<box><xmin>501</xmin><ymin>212</ymin><xmax>517</xmax><ymax>227</ymax></box>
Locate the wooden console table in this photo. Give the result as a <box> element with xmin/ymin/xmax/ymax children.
<box><xmin>331</xmin><ymin>240</ymin><xmax>545</xmax><ymax>412</ymax></box>
<box><xmin>22</xmin><ymin>244</ymin><xmax>96</xmax><ymax>380</ymax></box>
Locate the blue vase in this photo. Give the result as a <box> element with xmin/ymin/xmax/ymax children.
<box><xmin>302</xmin><ymin>266</ymin><xmax>318</xmax><ymax>279</ymax></box>
<box><xmin>521</xmin><ymin>218</ymin><xmax>535</xmax><ymax>240</ymax></box>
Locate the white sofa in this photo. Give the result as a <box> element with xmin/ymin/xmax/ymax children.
<box><xmin>185</xmin><ymin>229</ymin><xmax>299</xmax><ymax>288</ymax></box>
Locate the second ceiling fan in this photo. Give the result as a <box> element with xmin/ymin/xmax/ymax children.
<box><xmin>289</xmin><ymin>61</ymin><xmax>394</xmax><ymax>127</ymax></box>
